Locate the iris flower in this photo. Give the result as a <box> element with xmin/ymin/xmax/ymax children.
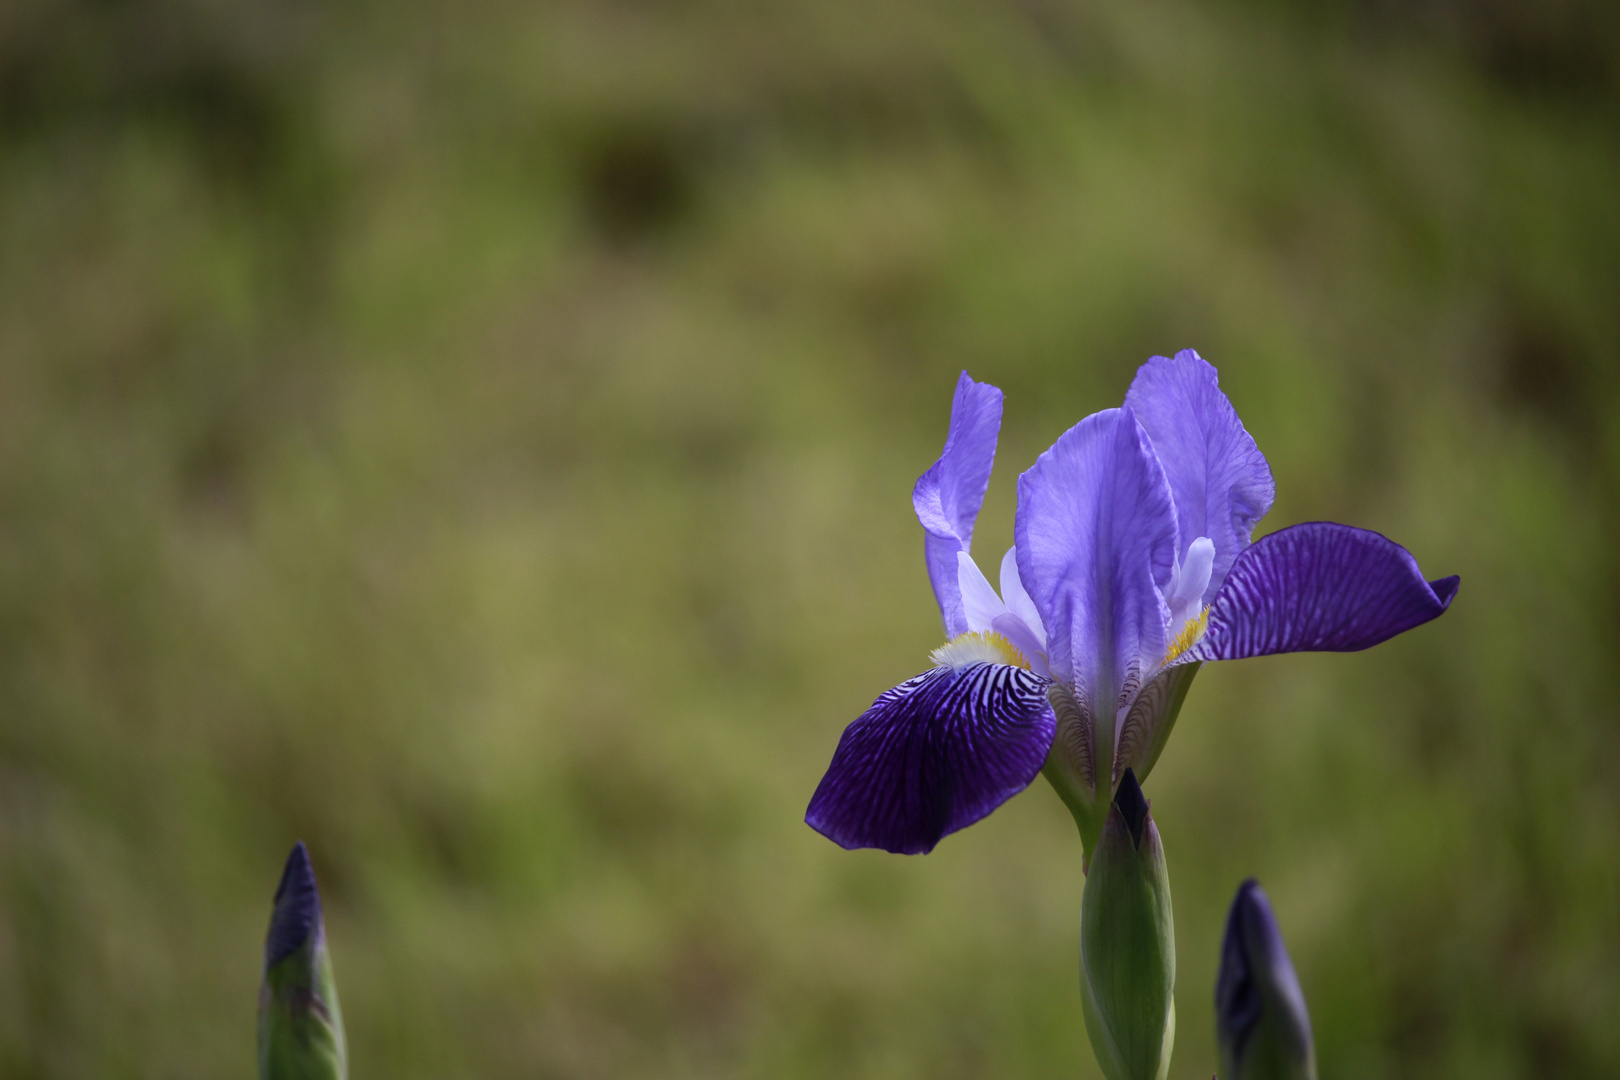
<box><xmin>806</xmin><ymin>351</ymin><xmax>1457</xmax><ymax>858</ymax></box>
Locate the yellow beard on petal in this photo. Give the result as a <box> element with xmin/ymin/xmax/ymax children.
<box><xmin>931</xmin><ymin>631</ymin><xmax>1030</xmax><ymax>670</ymax></box>
<box><xmin>1163</xmin><ymin>606</ymin><xmax>1210</xmax><ymax>664</ymax></box>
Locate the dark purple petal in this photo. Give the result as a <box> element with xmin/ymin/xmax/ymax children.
<box><xmin>265</xmin><ymin>841</ymin><xmax>323</xmax><ymax>971</ymax></box>
<box><xmin>913</xmin><ymin>373</ymin><xmax>1004</xmax><ymax>637</ymax></box>
<box><xmin>1189</xmin><ymin>522</ymin><xmax>1458</xmax><ymax>661</ymax></box>
<box><xmin>1015</xmin><ymin>408</ymin><xmax>1177</xmax><ymax>717</ymax></box>
<box><xmin>1124</xmin><ymin>350</ymin><xmax>1274</xmax><ymax>602</ymax></box>
<box><xmin>806</xmin><ymin>663</ymin><xmax>1055</xmax><ymax>854</ymax></box>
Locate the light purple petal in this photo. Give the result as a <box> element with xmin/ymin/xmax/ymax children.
<box><xmin>805</xmin><ymin>663</ymin><xmax>1056</xmax><ymax>854</ymax></box>
<box><xmin>957</xmin><ymin>551</ymin><xmax>1006</xmax><ymax>634</ymax></box>
<box><xmin>1124</xmin><ymin>350</ymin><xmax>1275</xmax><ymax>602</ymax></box>
<box><xmin>913</xmin><ymin>373</ymin><xmax>1004</xmax><ymax>637</ymax></box>
<box><xmin>1188</xmin><ymin>522</ymin><xmax>1458</xmax><ymax>661</ymax></box>
<box><xmin>998</xmin><ymin>546</ymin><xmax>1047</xmax><ymax>652</ymax></box>
<box><xmin>1014</xmin><ymin>408</ymin><xmax>1177</xmax><ymax>724</ymax></box>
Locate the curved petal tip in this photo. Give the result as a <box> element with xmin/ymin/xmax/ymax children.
<box><xmin>1430</xmin><ymin>574</ymin><xmax>1460</xmax><ymax>608</ymax></box>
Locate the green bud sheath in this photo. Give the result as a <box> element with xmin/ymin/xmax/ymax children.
<box><xmin>1080</xmin><ymin>770</ymin><xmax>1175</xmax><ymax>1080</ymax></box>
<box><xmin>258</xmin><ymin>842</ymin><xmax>348</xmax><ymax>1080</ymax></box>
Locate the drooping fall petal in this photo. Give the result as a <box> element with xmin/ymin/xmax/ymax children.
<box><xmin>1188</xmin><ymin>522</ymin><xmax>1458</xmax><ymax>661</ymax></box>
<box><xmin>806</xmin><ymin>662</ymin><xmax>1055</xmax><ymax>854</ymax></box>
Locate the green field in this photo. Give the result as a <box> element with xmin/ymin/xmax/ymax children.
<box><xmin>1</xmin><ymin>0</ymin><xmax>1617</xmax><ymax>1076</ymax></box>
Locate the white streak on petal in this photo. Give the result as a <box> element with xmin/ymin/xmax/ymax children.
<box><xmin>999</xmin><ymin>546</ymin><xmax>1048</xmax><ymax>651</ymax></box>
<box><xmin>1166</xmin><ymin>536</ymin><xmax>1215</xmax><ymax>628</ymax></box>
<box><xmin>957</xmin><ymin>550</ymin><xmax>1007</xmax><ymax>633</ymax></box>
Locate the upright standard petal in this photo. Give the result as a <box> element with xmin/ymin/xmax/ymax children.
<box><xmin>1016</xmin><ymin>409</ymin><xmax>1178</xmax><ymax>726</ymax></box>
<box><xmin>913</xmin><ymin>373</ymin><xmax>1004</xmax><ymax>637</ymax></box>
<box><xmin>1124</xmin><ymin>350</ymin><xmax>1274</xmax><ymax>602</ymax></box>
<box><xmin>1188</xmin><ymin>522</ymin><xmax>1458</xmax><ymax>661</ymax></box>
<box><xmin>806</xmin><ymin>662</ymin><xmax>1055</xmax><ymax>855</ymax></box>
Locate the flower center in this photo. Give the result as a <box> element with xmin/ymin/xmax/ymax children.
<box><xmin>931</xmin><ymin>631</ymin><xmax>1031</xmax><ymax>670</ymax></box>
<box><xmin>1163</xmin><ymin>606</ymin><xmax>1210</xmax><ymax>663</ymax></box>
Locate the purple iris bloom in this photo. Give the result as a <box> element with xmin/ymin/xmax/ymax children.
<box><xmin>806</xmin><ymin>351</ymin><xmax>1458</xmax><ymax>856</ymax></box>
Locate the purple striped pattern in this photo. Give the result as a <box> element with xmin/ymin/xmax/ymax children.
<box><xmin>806</xmin><ymin>662</ymin><xmax>1056</xmax><ymax>854</ymax></box>
<box><xmin>1190</xmin><ymin>522</ymin><xmax>1459</xmax><ymax>661</ymax></box>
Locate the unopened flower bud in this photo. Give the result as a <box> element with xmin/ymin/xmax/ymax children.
<box><xmin>1080</xmin><ymin>769</ymin><xmax>1176</xmax><ymax>1080</ymax></box>
<box><xmin>258</xmin><ymin>842</ymin><xmax>347</xmax><ymax>1080</ymax></box>
<box><xmin>1215</xmin><ymin>879</ymin><xmax>1315</xmax><ymax>1080</ymax></box>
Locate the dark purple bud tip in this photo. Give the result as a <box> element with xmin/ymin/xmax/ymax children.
<box><xmin>1114</xmin><ymin>768</ymin><xmax>1149</xmax><ymax>849</ymax></box>
<box><xmin>1216</xmin><ymin>879</ymin><xmax>1266</xmax><ymax>1049</ymax></box>
<box><xmin>265</xmin><ymin>841</ymin><xmax>323</xmax><ymax>970</ymax></box>
<box><xmin>1216</xmin><ymin>878</ymin><xmax>1315</xmax><ymax>1078</ymax></box>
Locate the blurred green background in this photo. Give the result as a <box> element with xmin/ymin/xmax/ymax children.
<box><xmin>1</xmin><ymin>0</ymin><xmax>1617</xmax><ymax>1076</ymax></box>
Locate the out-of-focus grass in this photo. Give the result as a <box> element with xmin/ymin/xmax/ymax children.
<box><xmin>0</xmin><ymin>0</ymin><xmax>1616</xmax><ymax>1077</ymax></box>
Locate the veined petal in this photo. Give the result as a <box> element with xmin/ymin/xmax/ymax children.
<box><xmin>914</xmin><ymin>373</ymin><xmax>1003</xmax><ymax>637</ymax></box>
<box><xmin>1112</xmin><ymin>662</ymin><xmax>1200</xmax><ymax>787</ymax></box>
<box><xmin>806</xmin><ymin>663</ymin><xmax>1056</xmax><ymax>855</ymax></box>
<box><xmin>1015</xmin><ymin>408</ymin><xmax>1177</xmax><ymax>733</ymax></box>
<box><xmin>1187</xmin><ymin>522</ymin><xmax>1458</xmax><ymax>661</ymax></box>
<box><xmin>1124</xmin><ymin>350</ymin><xmax>1275</xmax><ymax>603</ymax></box>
